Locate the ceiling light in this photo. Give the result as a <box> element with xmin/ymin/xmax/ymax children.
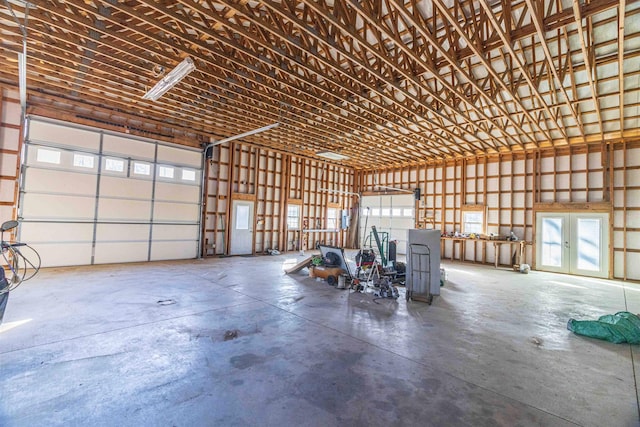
<box><xmin>143</xmin><ymin>57</ymin><xmax>196</xmax><ymax>101</ymax></box>
<box><xmin>316</xmin><ymin>151</ymin><xmax>349</xmax><ymax>161</ymax></box>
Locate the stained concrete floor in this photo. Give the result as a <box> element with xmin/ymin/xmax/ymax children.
<box><xmin>1</xmin><ymin>253</ymin><xmax>639</xmax><ymax>427</ymax></box>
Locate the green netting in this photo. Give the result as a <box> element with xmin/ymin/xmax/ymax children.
<box><xmin>567</xmin><ymin>311</ymin><xmax>640</xmax><ymax>344</ymax></box>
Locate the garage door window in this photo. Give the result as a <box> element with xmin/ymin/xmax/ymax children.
<box><xmin>36</xmin><ymin>148</ymin><xmax>61</xmax><ymax>164</ymax></box>
<box><xmin>182</xmin><ymin>169</ymin><xmax>196</xmax><ymax>181</ymax></box>
<box><xmin>104</xmin><ymin>158</ymin><xmax>125</xmax><ymax>173</ymax></box>
<box><xmin>158</xmin><ymin>166</ymin><xmax>174</xmax><ymax>179</ymax></box>
<box><xmin>73</xmin><ymin>153</ymin><xmax>95</xmax><ymax>169</ymax></box>
<box><xmin>133</xmin><ymin>162</ymin><xmax>151</xmax><ymax>176</ymax></box>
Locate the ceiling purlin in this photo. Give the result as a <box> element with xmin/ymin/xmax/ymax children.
<box><xmin>440</xmin><ymin>0</ymin><xmax>562</xmax><ymax>147</ymax></box>
<box><xmin>384</xmin><ymin>0</ymin><xmax>530</xmax><ymax>150</ymax></box>
<box><xmin>434</xmin><ymin>3</ymin><xmax>551</xmax><ymax>146</ymax></box>
<box><xmin>205</xmin><ymin>1</ymin><xmax>468</xmax><ymax>158</ymax></box>
<box><xmin>96</xmin><ymin>1</ymin><xmax>416</xmax><ymax>163</ymax></box>
<box><xmin>31</xmin><ymin>2</ymin><xmax>404</xmax><ymax>163</ymax></box>
<box><xmin>572</xmin><ymin>0</ymin><xmax>604</xmax><ymax>140</ymax></box>
<box><xmin>284</xmin><ymin>1</ymin><xmax>492</xmax><ymax>155</ymax></box>
<box><xmin>619</xmin><ymin>0</ymin><xmax>626</xmax><ymax>134</ymax></box>
<box><xmin>290</xmin><ymin>5</ymin><xmax>473</xmax><ymax>156</ymax></box>
<box><xmin>523</xmin><ymin>0</ymin><xmax>585</xmax><ymax>140</ymax></box>
<box><xmin>156</xmin><ymin>2</ymin><xmax>449</xmax><ymax>161</ymax></box>
<box><xmin>434</xmin><ymin>0</ymin><xmax>635</xmax><ymax>70</ymax></box>
<box><xmin>340</xmin><ymin>0</ymin><xmax>506</xmax><ymax>152</ymax></box>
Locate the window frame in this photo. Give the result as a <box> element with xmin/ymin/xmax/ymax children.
<box><xmin>461</xmin><ymin>204</ymin><xmax>486</xmax><ymax>235</ymax></box>
<box><xmin>287</xmin><ymin>202</ymin><xmax>302</xmax><ymax>230</ymax></box>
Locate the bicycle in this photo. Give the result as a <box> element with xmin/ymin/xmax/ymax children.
<box><xmin>0</xmin><ymin>219</ymin><xmax>41</xmax><ymax>295</ymax></box>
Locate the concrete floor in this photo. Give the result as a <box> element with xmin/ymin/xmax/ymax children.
<box><xmin>1</xmin><ymin>253</ymin><xmax>639</xmax><ymax>427</ymax></box>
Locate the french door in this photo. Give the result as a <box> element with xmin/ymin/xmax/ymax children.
<box><xmin>535</xmin><ymin>212</ymin><xmax>609</xmax><ymax>278</ymax></box>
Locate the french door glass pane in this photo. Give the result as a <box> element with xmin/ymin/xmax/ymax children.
<box><xmin>577</xmin><ymin>218</ymin><xmax>600</xmax><ymax>271</ymax></box>
<box><xmin>541</xmin><ymin>218</ymin><xmax>562</xmax><ymax>267</ymax></box>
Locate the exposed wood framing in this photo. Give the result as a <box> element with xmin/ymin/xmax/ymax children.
<box><xmin>1</xmin><ymin>0</ymin><xmax>637</xmax><ymax>169</ymax></box>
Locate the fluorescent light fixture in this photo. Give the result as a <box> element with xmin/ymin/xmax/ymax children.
<box><xmin>316</xmin><ymin>151</ymin><xmax>349</xmax><ymax>161</ymax></box>
<box><xmin>204</xmin><ymin>123</ymin><xmax>280</xmax><ymax>150</ymax></box>
<box><xmin>18</xmin><ymin>52</ymin><xmax>26</xmax><ymax>113</ymax></box>
<box><xmin>143</xmin><ymin>57</ymin><xmax>196</xmax><ymax>101</ymax></box>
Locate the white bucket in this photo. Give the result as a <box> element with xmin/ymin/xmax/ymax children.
<box><xmin>337</xmin><ymin>274</ymin><xmax>347</xmax><ymax>289</ymax></box>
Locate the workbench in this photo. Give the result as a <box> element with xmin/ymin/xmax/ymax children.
<box><xmin>440</xmin><ymin>237</ymin><xmax>531</xmax><ymax>269</ymax></box>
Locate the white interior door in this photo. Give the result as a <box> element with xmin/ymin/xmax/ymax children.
<box><xmin>536</xmin><ymin>212</ymin><xmax>609</xmax><ymax>278</ymax></box>
<box><xmin>230</xmin><ymin>200</ymin><xmax>254</xmax><ymax>255</ymax></box>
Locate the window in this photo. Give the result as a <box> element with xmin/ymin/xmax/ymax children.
<box><xmin>158</xmin><ymin>166</ymin><xmax>174</xmax><ymax>179</ymax></box>
<box><xmin>381</xmin><ymin>208</ymin><xmax>390</xmax><ymax>217</ymax></box>
<box><xmin>327</xmin><ymin>208</ymin><xmax>338</xmax><ymax>230</ymax></box>
<box><xmin>182</xmin><ymin>169</ymin><xmax>196</xmax><ymax>181</ymax></box>
<box><xmin>392</xmin><ymin>208</ymin><xmax>401</xmax><ymax>217</ymax></box>
<box><xmin>287</xmin><ymin>204</ymin><xmax>301</xmax><ymax>229</ymax></box>
<box><xmin>36</xmin><ymin>148</ymin><xmax>61</xmax><ymax>164</ymax></box>
<box><xmin>73</xmin><ymin>153</ymin><xmax>94</xmax><ymax>168</ymax></box>
<box><xmin>462</xmin><ymin>210</ymin><xmax>484</xmax><ymax>234</ymax></box>
<box><xmin>105</xmin><ymin>158</ymin><xmax>125</xmax><ymax>172</ymax></box>
<box><xmin>403</xmin><ymin>208</ymin><xmax>413</xmax><ymax>217</ymax></box>
<box><xmin>371</xmin><ymin>208</ymin><xmax>380</xmax><ymax>217</ymax></box>
<box><xmin>133</xmin><ymin>162</ymin><xmax>151</xmax><ymax>175</ymax></box>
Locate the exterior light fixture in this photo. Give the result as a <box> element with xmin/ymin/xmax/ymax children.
<box><xmin>143</xmin><ymin>57</ymin><xmax>196</xmax><ymax>101</ymax></box>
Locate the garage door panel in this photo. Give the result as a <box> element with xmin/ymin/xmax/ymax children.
<box><xmin>94</xmin><ymin>242</ymin><xmax>149</xmax><ymax>264</ymax></box>
<box><xmin>22</xmin><ymin>118</ymin><xmax>202</xmax><ymax>267</ymax></box>
<box><xmin>32</xmin><ymin>242</ymin><xmax>93</xmax><ymax>267</ymax></box>
<box><xmin>98</xmin><ymin>199</ymin><xmax>151</xmax><ymax>221</ymax></box>
<box><xmin>153</xmin><ymin>202</ymin><xmax>199</xmax><ymax>222</ymax></box>
<box><xmin>20</xmin><ymin>222</ymin><xmax>94</xmax><ymax>243</ymax></box>
<box><xmin>157</xmin><ymin>145</ymin><xmax>201</xmax><ymax>167</ymax></box>
<box><xmin>24</xmin><ymin>168</ymin><xmax>97</xmax><ymax>195</ymax></box>
<box><xmin>95</xmin><ymin>223</ymin><xmax>150</xmax><ymax>241</ymax></box>
<box><xmin>150</xmin><ymin>241</ymin><xmax>197</xmax><ymax>261</ymax></box>
<box><xmin>152</xmin><ymin>224</ymin><xmax>198</xmax><ymax>240</ymax></box>
<box><xmin>100</xmin><ymin>176</ymin><xmax>152</xmax><ymax>199</ymax></box>
<box><xmin>154</xmin><ymin>182</ymin><xmax>200</xmax><ymax>203</ymax></box>
<box><xmin>102</xmin><ymin>135</ymin><xmax>155</xmax><ymax>159</ymax></box>
<box><xmin>22</xmin><ymin>193</ymin><xmax>95</xmax><ymax>219</ymax></box>
<box><xmin>28</xmin><ymin>120</ymin><xmax>100</xmax><ymax>150</ymax></box>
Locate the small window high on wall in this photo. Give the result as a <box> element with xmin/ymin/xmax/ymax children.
<box><xmin>462</xmin><ymin>205</ymin><xmax>485</xmax><ymax>234</ymax></box>
<box><xmin>327</xmin><ymin>207</ymin><xmax>338</xmax><ymax>230</ymax></box>
<box><xmin>287</xmin><ymin>204</ymin><xmax>301</xmax><ymax>229</ymax></box>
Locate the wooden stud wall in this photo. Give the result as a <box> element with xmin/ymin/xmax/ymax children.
<box><xmin>204</xmin><ymin>143</ymin><xmax>354</xmax><ymax>256</ymax></box>
<box><xmin>0</xmin><ymin>87</ymin><xmax>22</xmax><ymax>223</ymax></box>
<box><xmin>357</xmin><ymin>142</ymin><xmax>640</xmax><ymax>281</ymax></box>
<box><xmin>203</xmin><ymin>144</ymin><xmax>231</xmax><ymax>256</ymax></box>
<box><xmin>293</xmin><ymin>159</ymin><xmax>354</xmax><ymax>253</ymax></box>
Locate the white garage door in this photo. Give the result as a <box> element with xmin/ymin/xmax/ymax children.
<box><xmin>361</xmin><ymin>194</ymin><xmax>415</xmax><ymax>256</ymax></box>
<box><xmin>19</xmin><ymin>117</ymin><xmax>202</xmax><ymax>267</ymax></box>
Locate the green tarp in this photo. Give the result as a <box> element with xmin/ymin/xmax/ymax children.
<box><xmin>567</xmin><ymin>311</ymin><xmax>640</xmax><ymax>344</ymax></box>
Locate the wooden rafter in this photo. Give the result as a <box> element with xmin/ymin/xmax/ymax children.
<box><xmin>572</xmin><ymin>0</ymin><xmax>604</xmax><ymax>140</ymax></box>
<box><xmin>0</xmin><ymin>0</ymin><xmax>636</xmax><ymax>169</ymax></box>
